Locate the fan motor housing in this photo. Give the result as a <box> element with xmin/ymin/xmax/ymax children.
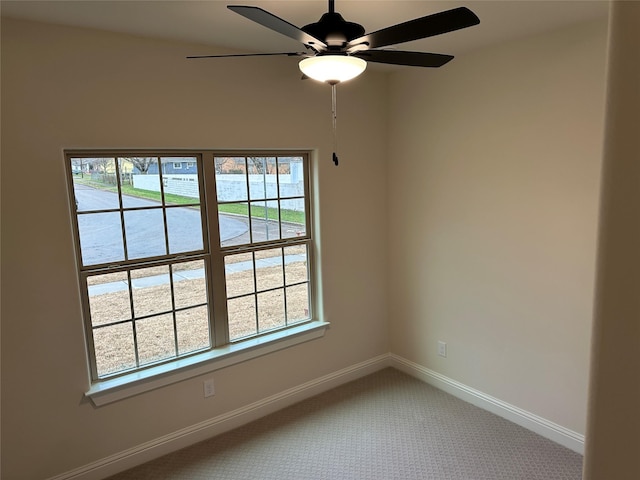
<box><xmin>302</xmin><ymin>12</ymin><xmax>365</xmax><ymax>48</ymax></box>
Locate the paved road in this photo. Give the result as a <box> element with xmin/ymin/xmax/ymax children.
<box><xmin>75</xmin><ymin>185</ymin><xmax>248</xmax><ymax>265</ymax></box>
<box><xmin>75</xmin><ymin>185</ymin><xmax>308</xmax><ymax>295</ymax></box>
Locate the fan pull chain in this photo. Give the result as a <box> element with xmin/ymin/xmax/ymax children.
<box><xmin>331</xmin><ymin>83</ymin><xmax>339</xmax><ymax>166</ymax></box>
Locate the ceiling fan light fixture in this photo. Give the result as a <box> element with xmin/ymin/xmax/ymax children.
<box><xmin>299</xmin><ymin>55</ymin><xmax>366</xmax><ymax>84</ymax></box>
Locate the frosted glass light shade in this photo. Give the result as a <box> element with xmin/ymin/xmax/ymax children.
<box><xmin>299</xmin><ymin>55</ymin><xmax>367</xmax><ymax>84</ymax></box>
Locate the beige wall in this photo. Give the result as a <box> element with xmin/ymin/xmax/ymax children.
<box><xmin>584</xmin><ymin>2</ymin><xmax>640</xmax><ymax>479</ymax></box>
<box><xmin>0</xmin><ymin>18</ymin><xmax>389</xmax><ymax>479</ymax></box>
<box><xmin>387</xmin><ymin>19</ymin><xmax>608</xmax><ymax>435</ymax></box>
<box><xmin>1</xmin><ymin>11</ymin><xmax>619</xmax><ymax>480</ymax></box>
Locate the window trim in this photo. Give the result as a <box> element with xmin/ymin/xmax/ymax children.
<box><xmin>66</xmin><ymin>150</ymin><xmax>324</xmax><ymax>406</ymax></box>
<box><xmin>86</xmin><ymin>320</ymin><xmax>329</xmax><ymax>406</ymax></box>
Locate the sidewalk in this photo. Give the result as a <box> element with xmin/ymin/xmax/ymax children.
<box><xmin>88</xmin><ymin>254</ymin><xmax>306</xmax><ymax>295</ymax></box>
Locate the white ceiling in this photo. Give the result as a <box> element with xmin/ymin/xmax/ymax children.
<box><xmin>1</xmin><ymin>0</ymin><xmax>609</xmax><ymax>59</ymax></box>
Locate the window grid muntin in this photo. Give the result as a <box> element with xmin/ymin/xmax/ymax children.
<box><xmin>157</xmin><ymin>166</ymin><xmax>172</xmax><ymax>259</ymax></box>
<box><xmin>127</xmin><ymin>269</ymin><xmax>141</xmax><ymax>369</ymax></box>
<box><xmin>114</xmin><ymin>158</ymin><xmax>129</xmax><ymax>262</ymax></box>
<box><xmin>68</xmin><ymin>151</ymin><xmax>312</xmax><ymax>382</ymax></box>
<box><xmin>69</xmin><ymin>153</ymin><xmax>209</xmax><ymax>379</ymax></box>
<box><xmin>83</xmin><ymin>252</ymin><xmax>212</xmax><ymax>379</ymax></box>
<box><xmin>90</xmin><ymin>301</ymin><xmax>209</xmax><ymax>330</ymax></box>
<box><xmin>224</xmin><ymin>248</ymin><xmax>310</xmax><ymax>301</ymax></box>
<box><xmin>222</xmin><ymin>242</ymin><xmax>311</xmax><ymax>343</ymax></box>
<box><xmin>74</xmin><ymin>155</ymin><xmax>206</xmax><ymax>270</ymax></box>
<box><xmin>216</xmin><ymin>154</ymin><xmax>312</xmax><ymax>342</ymax></box>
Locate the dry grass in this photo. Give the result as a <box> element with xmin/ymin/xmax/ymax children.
<box><xmin>90</xmin><ymin>259</ymin><xmax>309</xmax><ymax>377</ymax></box>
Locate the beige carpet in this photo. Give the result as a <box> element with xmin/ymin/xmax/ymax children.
<box><xmin>107</xmin><ymin>368</ymin><xmax>583</xmax><ymax>479</ymax></box>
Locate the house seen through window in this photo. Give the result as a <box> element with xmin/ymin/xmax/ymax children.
<box><xmin>67</xmin><ymin>152</ymin><xmax>314</xmax><ymax>383</ymax></box>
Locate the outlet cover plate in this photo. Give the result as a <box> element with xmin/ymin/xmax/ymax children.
<box><xmin>438</xmin><ymin>341</ymin><xmax>447</xmax><ymax>358</ymax></box>
<box><xmin>203</xmin><ymin>379</ymin><xmax>215</xmax><ymax>397</ymax></box>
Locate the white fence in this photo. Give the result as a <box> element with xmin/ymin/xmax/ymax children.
<box><xmin>132</xmin><ymin>174</ymin><xmax>305</xmax><ymax>211</ymax></box>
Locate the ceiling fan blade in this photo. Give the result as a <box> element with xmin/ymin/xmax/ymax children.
<box><xmin>187</xmin><ymin>52</ymin><xmax>307</xmax><ymax>59</ymax></box>
<box><xmin>347</xmin><ymin>7</ymin><xmax>479</xmax><ymax>50</ymax></box>
<box><xmin>228</xmin><ymin>5</ymin><xmax>327</xmax><ymax>51</ymax></box>
<box><xmin>354</xmin><ymin>50</ymin><xmax>453</xmax><ymax>68</ymax></box>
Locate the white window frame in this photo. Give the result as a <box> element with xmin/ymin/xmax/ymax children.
<box><xmin>65</xmin><ymin>150</ymin><xmax>327</xmax><ymax>406</ymax></box>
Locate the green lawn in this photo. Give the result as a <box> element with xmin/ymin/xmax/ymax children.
<box><xmin>73</xmin><ymin>176</ymin><xmax>304</xmax><ymax>224</ymax></box>
<box><xmin>73</xmin><ymin>175</ymin><xmax>119</xmax><ymax>192</ymax></box>
<box><xmin>218</xmin><ymin>203</ymin><xmax>305</xmax><ymax>225</ymax></box>
<box><xmin>119</xmin><ymin>184</ymin><xmax>196</xmax><ymax>206</ymax></box>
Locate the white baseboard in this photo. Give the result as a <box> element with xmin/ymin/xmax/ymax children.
<box><xmin>389</xmin><ymin>353</ymin><xmax>585</xmax><ymax>454</ymax></box>
<box><xmin>48</xmin><ymin>353</ymin><xmax>583</xmax><ymax>479</ymax></box>
<box><xmin>47</xmin><ymin>354</ymin><xmax>391</xmax><ymax>480</ymax></box>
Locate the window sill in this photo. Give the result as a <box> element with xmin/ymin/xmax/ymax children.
<box><xmin>86</xmin><ymin>321</ymin><xmax>329</xmax><ymax>406</ymax></box>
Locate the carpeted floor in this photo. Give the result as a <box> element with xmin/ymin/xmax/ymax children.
<box><xmin>107</xmin><ymin>368</ymin><xmax>583</xmax><ymax>479</ymax></box>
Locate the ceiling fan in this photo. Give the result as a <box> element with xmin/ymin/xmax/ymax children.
<box><xmin>188</xmin><ymin>1</ymin><xmax>480</xmax><ymax>164</ymax></box>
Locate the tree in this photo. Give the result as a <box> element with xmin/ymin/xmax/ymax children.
<box><xmin>247</xmin><ymin>157</ymin><xmax>265</xmax><ymax>174</ymax></box>
<box><xmin>215</xmin><ymin>157</ymin><xmax>236</xmax><ymax>174</ymax></box>
<box><xmin>88</xmin><ymin>157</ymin><xmax>111</xmax><ymax>174</ymax></box>
<box><xmin>71</xmin><ymin>158</ymin><xmax>85</xmax><ymax>177</ymax></box>
<box><xmin>125</xmin><ymin>157</ymin><xmax>155</xmax><ymax>174</ymax></box>
<box><xmin>85</xmin><ymin>157</ymin><xmax>115</xmax><ymax>184</ymax></box>
<box><xmin>248</xmin><ymin>157</ymin><xmax>289</xmax><ymax>174</ymax></box>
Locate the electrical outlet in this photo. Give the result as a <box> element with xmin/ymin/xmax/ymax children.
<box><xmin>438</xmin><ymin>341</ymin><xmax>447</xmax><ymax>358</ymax></box>
<box><xmin>203</xmin><ymin>378</ymin><xmax>215</xmax><ymax>397</ymax></box>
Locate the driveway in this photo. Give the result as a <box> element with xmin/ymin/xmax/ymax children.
<box><xmin>74</xmin><ymin>184</ymin><xmax>248</xmax><ymax>265</ymax></box>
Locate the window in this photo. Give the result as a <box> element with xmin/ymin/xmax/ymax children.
<box><xmin>67</xmin><ymin>152</ymin><xmax>322</xmax><ymax>404</ymax></box>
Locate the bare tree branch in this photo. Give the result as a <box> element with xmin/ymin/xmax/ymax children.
<box><xmin>124</xmin><ymin>157</ymin><xmax>156</xmax><ymax>174</ymax></box>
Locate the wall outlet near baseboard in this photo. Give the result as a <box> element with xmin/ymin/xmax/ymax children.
<box><xmin>438</xmin><ymin>341</ymin><xmax>447</xmax><ymax>358</ymax></box>
<box><xmin>204</xmin><ymin>378</ymin><xmax>215</xmax><ymax>397</ymax></box>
